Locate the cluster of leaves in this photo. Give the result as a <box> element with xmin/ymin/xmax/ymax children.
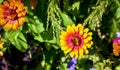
<box><xmin>1</xmin><ymin>0</ymin><xmax>120</xmax><ymax>70</ymax></box>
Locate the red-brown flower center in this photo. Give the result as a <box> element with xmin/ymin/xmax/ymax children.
<box><xmin>4</xmin><ymin>7</ymin><xmax>18</xmax><ymax>20</ymax></box>
<box><xmin>70</xmin><ymin>36</ymin><xmax>82</xmax><ymax>47</ymax></box>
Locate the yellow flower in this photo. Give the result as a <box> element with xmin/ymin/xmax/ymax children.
<box><xmin>60</xmin><ymin>24</ymin><xmax>93</xmax><ymax>58</ymax></box>
<box><xmin>0</xmin><ymin>0</ymin><xmax>27</xmax><ymax>30</ymax></box>
<box><xmin>0</xmin><ymin>41</ymin><xmax>4</xmax><ymax>50</ymax></box>
<box><xmin>0</xmin><ymin>51</ymin><xmax>3</xmax><ymax>57</ymax></box>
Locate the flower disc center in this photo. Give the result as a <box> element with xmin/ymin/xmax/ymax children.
<box><xmin>70</xmin><ymin>36</ymin><xmax>82</xmax><ymax>47</ymax></box>
<box><xmin>5</xmin><ymin>7</ymin><xmax>18</xmax><ymax>20</ymax></box>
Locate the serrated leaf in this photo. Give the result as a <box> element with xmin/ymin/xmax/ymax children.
<box><xmin>4</xmin><ymin>30</ymin><xmax>28</xmax><ymax>52</ymax></box>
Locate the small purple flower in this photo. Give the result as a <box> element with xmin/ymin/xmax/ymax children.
<box><xmin>67</xmin><ymin>58</ymin><xmax>77</xmax><ymax>70</ymax></box>
<box><xmin>23</xmin><ymin>46</ymin><xmax>38</xmax><ymax>62</ymax></box>
<box><xmin>0</xmin><ymin>57</ymin><xmax>8</xmax><ymax>70</ymax></box>
<box><xmin>116</xmin><ymin>32</ymin><xmax>120</xmax><ymax>37</ymax></box>
<box><xmin>70</xmin><ymin>58</ymin><xmax>77</xmax><ymax>64</ymax></box>
<box><xmin>23</xmin><ymin>55</ymin><xmax>31</xmax><ymax>62</ymax></box>
<box><xmin>89</xmin><ymin>68</ymin><xmax>96</xmax><ymax>70</ymax></box>
<box><xmin>31</xmin><ymin>46</ymin><xmax>38</xmax><ymax>54</ymax></box>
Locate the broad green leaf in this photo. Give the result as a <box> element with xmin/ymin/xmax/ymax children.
<box><xmin>59</xmin><ymin>12</ymin><xmax>74</xmax><ymax>27</ymax></box>
<box><xmin>34</xmin><ymin>27</ymin><xmax>56</xmax><ymax>43</ymax></box>
<box><xmin>27</xmin><ymin>16</ymin><xmax>45</xmax><ymax>34</ymax></box>
<box><xmin>0</xmin><ymin>0</ymin><xmax>3</xmax><ymax>4</ymax></box>
<box><xmin>4</xmin><ymin>30</ymin><xmax>28</xmax><ymax>52</ymax></box>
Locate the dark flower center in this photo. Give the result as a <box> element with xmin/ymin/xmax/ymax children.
<box><xmin>70</xmin><ymin>36</ymin><xmax>82</xmax><ymax>47</ymax></box>
<box><xmin>4</xmin><ymin>7</ymin><xmax>18</xmax><ymax>20</ymax></box>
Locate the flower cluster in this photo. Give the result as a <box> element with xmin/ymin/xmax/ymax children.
<box><xmin>60</xmin><ymin>24</ymin><xmax>93</xmax><ymax>58</ymax></box>
<box><xmin>113</xmin><ymin>32</ymin><xmax>120</xmax><ymax>56</ymax></box>
<box><xmin>0</xmin><ymin>0</ymin><xmax>27</xmax><ymax>30</ymax></box>
<box><xmin>67</xmin><ymin>58</ymin><xmax>77</xmax><ymax>70</ymax></box>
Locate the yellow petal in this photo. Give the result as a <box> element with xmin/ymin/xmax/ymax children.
<box><xmin>61</xmin><ymin>31</ymin><xmax>67</xmax><ymax>37</ymax></box>
<box><xmin>82</xmin><ymin>45</ymin><xmax>87</xmax><ymax>50</ymax></box>
<box><xmin>0</xmin><ymin>5</ymin><xmax>6</xmax><ymax>9</ymax></box>
<box><xmin>79</xmin><ymin>49</ymin><xmax>83</xmax><ymax>57</ymax></box>
<box><xmin>18</xmin><ymin>8</ymin><xmax>27</xmax><ymax>17</ymax></box>
<box><xmin>67</xmin><ymin>25</ymin><xmax>72</xmax><ymax>33</ymax></box>
<box><xmin>61</xmin><ymin>46</ymin><xmax>68</xmax><ymax>50</ymax></box>
<box><xmin>83</xmin><ymin>28</ymin><xmax>89</xmax><ymax>33</ymax></box>
<box><xmin>10</xmin><ymin>0</ymin><xmax>15</xmax><ymax>6</ymax></box>
<box><xmin>79</xmin><ymin>30</ymin><xmax>83</xmax><ymax>35</ymax></box>
<box><xmin>0</xmin><ymin>18</ymin><xmax>7</xmax><ymax>25</ymax></box>
<box><xmin>18</xmin><ymin>17</ymin><xmax>26</xmax><ymax>26</ymax></box>
<box><xmin>60</xmin><ymin>35</ymin><xmax>66</xmax><ymax>40</ymax></box>
<box><xmin>12</xmin><ymin>21</ymin><xmax>19</xmax><ymax>30</ymax></box>
<box><xmin>3</xmin><ymin>1</ymin><xmax>9</xmax><ymax>7</ymax></box>
<box><xmin>77</xmin><ymin>24</ymin><xmax>82</xmax><ymax>28</ymax></box>
<box><xmin>86</xmin><ymin>44</ymin><xmax>91</xmax><ymax>48</ymax></box>
<box><xmin>88</xmin><ymin>32</ymin><xmax>93</xmax><ymax>36</ymax></box>
<box><xmin>85</xmin><ymin>49</ymin><xmax>89</xmax><ymax>54</ymax></box>
<box><xmin>72</xmin><ymin>24</ymin><xmax>75</xmax><ymax>29</ymax></box>
<box><xmin>70</xmin><ymin>51</ymin><xmax>75</xmax><ymax>57</ymax></box>
<box><xmin>83</xmin><ymin>33</ymin><xmax>87</xmax><ymax>38</ymax></box>
<box><xmin>74</xmin><ymin>50</ymin><xmax>78</xmax><ymax>58</ymax></box>
<box><xmin>4</xmin><ymin>23</ymin><xmax>12</xmax><ymax>30</ymax></box>
<box><xmin>64</xmin><ymin>48</ymin><xmax>72</xmax><ymax>54</ymax></box>
<box><xmin>0</xmin><ymin>51</ymin><xmax>3</xmax><ymax>56</ymax></box>
<box><xmin>84</xmin><ymin>39</ymin><xmax>88</xmax><ymax>43</ymax></box>
<box><xmin>75</xmin><ymin>26</ymin><xmax>78</xmax><ymax>33</ymax></box>
<box><xmin>86</xmin><ymin>36</ymin><xmax>92</xmax><ymax>41</ymax></box>
<box><xmin>0</xmin><ymin>41</ymin><xmax>4</xmax><ymax>50</ymax></box>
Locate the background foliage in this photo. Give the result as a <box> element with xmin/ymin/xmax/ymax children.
<box><xmin>1</xmin><ymin>0</ymin><xmax>120</xmax><ymax>70</ymax></box>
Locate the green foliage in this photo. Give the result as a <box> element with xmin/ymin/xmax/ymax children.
<box><xmin>4</xmin><ymin>30</ymin><xmax>28</xmax><ymax>52</ymax></box>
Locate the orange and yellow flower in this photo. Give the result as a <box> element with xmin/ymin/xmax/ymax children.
<box><xmin>60</xmin><ymin>24</ymin><xmax>93</xmax><ymax>58</ymax></box>
<box><xmin>113</xmin><ymin>37</ymin><xmax>120</xmax><ymax>56</ymax></box>
<box><xmin>0</xmin><ymin>0</ymin><xmax>27</xmax><ymax>30</ymax></box>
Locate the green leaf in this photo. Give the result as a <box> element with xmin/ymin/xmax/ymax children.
<box><xmin>72</xmin><ymin>1</ymin><xmax>80</xmax><ymax>11</ymax></box>
<box><xmin>115</xmin><ymin>7</ymin><xmax>120</xmax><ymax>19</ymax></box>
<box><xmin>115</xmin><ymin>65</ymin><xmax>120</xmax><ymax>70</ymax></box>
<box><xmin>4</xmin><ymin>30</ymin><xmax>28</xmax><ymax>52</ymax></box>
<box><xmin>59</xmin><ymin>12</ymin><xmax>74</xmax><ymax>27</ymax></box>
<box><xmin>27</xmin><ymin>16</ymin><xmax>45</xmax><ymax>34</ymax></box>
<box><xmin>34</xmin><ymin>27</ymin><xmax>56</xmax><ymax>43</ymax></box>
<box><xmin>0</xmin><ymin>0</ymin><xmax>3</xmax><ymax>4</ymax></box>
<box><xmin>59</xmin><ymin>63</ymin><xmax>67</xmax><ymax>70</ymax></box>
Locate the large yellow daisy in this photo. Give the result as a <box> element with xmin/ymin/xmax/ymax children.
<box><xmin>60</xmin><ymin>24</ymin><xmax>93</xmax><ymax>58</ymax></box>
<box><xmin>0</xmin><ymin>0</ymin><xmax>27</xmax><ymax>30</ymax></box>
